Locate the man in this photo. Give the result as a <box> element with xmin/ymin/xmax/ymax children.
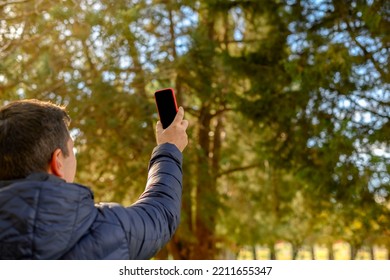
<box><xmin>0</xmin><ymin>99</ymin><xmax>188</xmax><ymax>259</ymax></box>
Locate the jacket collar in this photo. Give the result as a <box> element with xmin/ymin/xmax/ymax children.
<box><xmin>0</xmin><ymin>172</ymin><xmax>65</xmax><ymax>188</ymax></box>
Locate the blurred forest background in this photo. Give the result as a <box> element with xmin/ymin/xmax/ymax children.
<box><xmin>0</xmin><ymin>0</ymin><xmax>389</xmax><ymax>260</ymax></box>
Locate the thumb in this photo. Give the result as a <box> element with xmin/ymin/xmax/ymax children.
<box><xmin>156</xmin><ymin>120</ymin><xmax>163</xmax><ymax>134</ymax></box>
<box><xmin>172</xmin><ymin>106</ymin><xmax>184</xmax><ymax>124</ymax></box>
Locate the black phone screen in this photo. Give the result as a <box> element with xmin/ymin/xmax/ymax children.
<box><xmin>154</xmin><ymin>88</ymin><xmax>178</xmax><ymax>129</ymax></box>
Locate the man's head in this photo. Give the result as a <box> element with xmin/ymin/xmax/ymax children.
<box><xmin>0</xmin><ymin>99</ymin><xmax>76</xmax><ymax>182</ymax></box>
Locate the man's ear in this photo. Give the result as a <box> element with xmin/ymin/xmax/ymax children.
<box><xmin>48</xmin><ymin>148</ymin><xmax>64</xmax><ymax>178</ymax></box>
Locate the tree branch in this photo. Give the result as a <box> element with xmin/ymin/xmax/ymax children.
<box><xmin>217</xmin><ymin>163</ymin><xmax>261</xmax><ymax>178</ymax></box>
<box><xmin>345</xmin><ymin>21</ymin><xmax>387</xmax><ymax>81</ymax></box>
<box><xmin>347</xmin><ymin>96</ymin><xmax>390</xmax><ymax>120</ymax></box>
<box><xmin>210</xmin><ymin>107</ymin><xmax>235</xmax><ymax>119</ymax></box>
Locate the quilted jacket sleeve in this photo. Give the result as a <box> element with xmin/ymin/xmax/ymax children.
<box><xmin>99</xmin><ymin>143</ymin><xmax>183</xmax><ymax>259</ymax></box>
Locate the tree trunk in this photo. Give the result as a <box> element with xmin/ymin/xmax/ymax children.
<box><xmin>168</xmin><ymin>234</ymin><xmax>193</xmax><ymax>260</ymax></box>
<box><xmin>252</xmin><ymin>246</ymin><xmax>257</xmax><ymax>260</ymax></box>
<box><xmin>154</xmin><ymin>247</ymin><xmax>169</xmax><ymax>260</ymax></box>
<box><xmin>388</xmin><ymin>246</ymin><xmax>390</xmax><ymax>260</ymax></box>
<box><xmin>350</xmin><ymin>244</ymin><xmax>358</xmax><ymax>260</ymax></box>
<box><xmin>291</xmin><ymin>243</ymin><xmax>299</xmax><ymax>260</ymax></box>
<box><xmin>310</xmin><ymin>245</ymin><xmax>316</xmax><ymax>260</ymax></box>
<box><xmin>327</xmin><ymin>243</ymin><xmax>334</xmax><ymax>260</ymax></box>
<box><xmin>167</xmin><ymin>154</ymin><xmax>195</xmax><ymax>259</ymax></box>
<box><xmin>369</xmin><ymin>246</ymin><xmax>375</xmax><ymax>260</ymax></box>
<box><xmin>192</xmin><ymin>107</ymin><xmax>217</xmax><ymax>259</ymax></box>
<box><xmin>269</xmin><ymin>242</ymin><xmax>277</xmax><ymax>260</ymax></box>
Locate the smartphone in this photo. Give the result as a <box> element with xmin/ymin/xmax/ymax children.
<box><xmin>154</xmin><ymin>88</ymin><xmax>179</xmax><ymax>129</ymax></box>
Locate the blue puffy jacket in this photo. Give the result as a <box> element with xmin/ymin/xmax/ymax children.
<box><xmin>0</xmin><ymin>143</ymin><xmax>182</xmax><ymax>259</ymax></box>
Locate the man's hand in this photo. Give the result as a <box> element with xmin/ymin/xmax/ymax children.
<box><xmin>156</xmin><ymin>107</ymin><xmax>189</xmax><ymax>152</ymax></box>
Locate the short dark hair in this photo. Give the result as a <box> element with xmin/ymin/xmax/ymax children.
<box><xmin>0</xmin><ymin>99</ymin><xmax>71</xmax><ymax>180</ymax></box>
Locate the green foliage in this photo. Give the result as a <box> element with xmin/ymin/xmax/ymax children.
<box><xmin>1</xmin><ymin>0</ymin><xmax>388</xmax><ymax>259</ymax></box>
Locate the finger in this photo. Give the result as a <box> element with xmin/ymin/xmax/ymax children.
<box><xmin>156</xmin><ymin>120</ymin><xmax>163</xmax><ymax>133</ymax></box>
<box><xmin>172</xmin><ymin>106</ymin><xmax>184</xmax><ymax>124</ymax></box>
<box><xmin>181</xmin><ymin>119</ymin><xmax>189</xmax><ymax>130</ymax></box>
